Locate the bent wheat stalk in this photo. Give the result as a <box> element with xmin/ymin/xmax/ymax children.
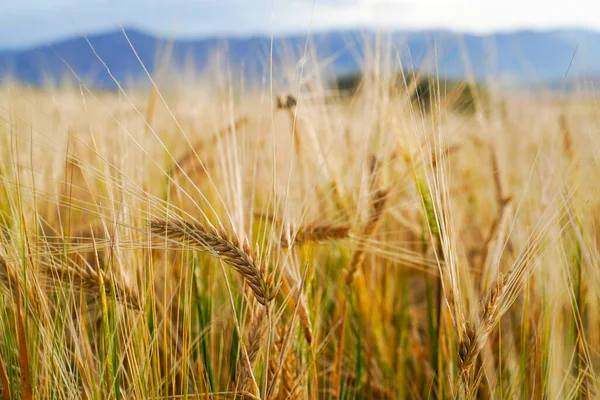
<box><xmin>169</xmin><ymin>117</ymin><xmax>249</xmax><ymax>178</ymax></box>
<box><xmin>150</xmin><ymin>219</ymin><xmax>275</xmax><ymax>306</ymax></box>
<box><xmin>41</xmin><ymin>263</ymin><xmax>142</xmax><ymax>311</ymax></box>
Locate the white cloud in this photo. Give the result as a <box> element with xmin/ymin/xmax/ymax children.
<box><xmin>0</xmin><ymin>0</ymin><xmax>599</xmax><ymax>48</ymax></box>
<box><xmin>341</xmin><ymin>0</ymin><xmax>600</xmax><ymax>32</ymax></box>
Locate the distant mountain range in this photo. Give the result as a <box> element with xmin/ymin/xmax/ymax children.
<box><xmin>1</xmin><ymin>28</ymin><xmax>600</xmax><ymax>88</ymax></box>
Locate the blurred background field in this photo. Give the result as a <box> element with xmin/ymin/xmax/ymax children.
<box><xmin>1</xmin><ymin>2</ymin><xmax>600</xmax><ymax>399</ymax></box>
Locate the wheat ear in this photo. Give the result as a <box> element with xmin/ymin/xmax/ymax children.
<box><xmin>268</xmin><ymin>326</ymin><xmax>284</xmax><ymax>399</ymax></box>
<box><xmin>236</xmin><ymin>309</ymin><xmax>267</xmax><ymax>395</ymax></box>
<box><xmin>559</xmin><ymin>112</ymin><xmax>574</xmax><ymax>162</ymax></box>
<box><xmin>281</xmin><ymin>222</ymin><xmax>350</xmax><ymax>248</ymax></box>
<box><xmin>280</xmin><ymin>276</ymin><xmax>313</xmax><ymax>344</ymax></box>
<box><xmin>150</xmin><ymin>219</ymin><xmax>274</xmax><ymax>306</ymax></box>
<box><xmin>41</xmin><ymin>263</ymin><xmax>141</xmax><ymax>311</ymax></box>
<box><xmin>458</xmin><ymin>274</ymin><xmax>504</xmax><ymax>381</ymax></box>
<box><xmin>280</xmin><ymin>338</ymin><xmax>300</xmax><ymax>400</ymax></box>
<box><xmin>268</xmin><ymin>325</ymin><xmax>300</xmax><ymax>400</ymax></box>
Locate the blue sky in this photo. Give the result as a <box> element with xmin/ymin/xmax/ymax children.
<box><xmin>1</xmin><ymin>0</ymin><xmax>598</xmax><ymax>49</ymax></box>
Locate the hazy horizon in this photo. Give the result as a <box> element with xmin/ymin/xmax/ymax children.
<box><xmin>1</xmin><ymin>24</ymin><xmax>598</xmax><ymax>53</ymax></box>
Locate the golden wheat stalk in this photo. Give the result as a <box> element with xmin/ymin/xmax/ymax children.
<box><xmin>296</xmin><ymin>294</ymin><xmax>313</xmax><ymax>346</ymax></box>
<box><xmin>559</xmin><ymin>112</ymin><xmax>574</xmax><ymax>162</ymax></box>
<box><xmin>0</xmin><ymin>255</ymin><xmax>9</xmax><ymax>297</ymax></box>
<box><xmin>281</xmin><ymin>222</ymin><xmax>350</xmax><ymax>248</ymax></box>
<box><xmin>280</xmin><ymin>339</ymin><xmax>300</xmax><ymax>400</ymax></box>
<box><xmin>150</xmin><ymin>218</ymin><xmax>275</xmax><ymax>306</ymax></box>
<box><xmin>345</xmin><ymin>187</ymin><xmax>389</xmax><ymax>285</ymax></box>
<box><xmin>0</xmin><ymin>264</ymin><xmax>13</xmax><ymax>400</ymax></box>
<box><xmin>343</xmin><ymin>372</ymin><xmax>394</xmax><ymax>400</ymax></box>
<box><xmin>0</xmin><ymin>353</ymin><xmax>9</xmax><ymax>400</ymax></box>
<box><xmin>0</xmin><ymin>254</ymin><xmax>32</xmax><ymax>400</ymax></box>
<box><xmin>0</xmin><ymin>253</ymin><xmax>43</xmax><ymax>312</ymax></box>
<box><xmin>268</xmin><ymin>324</ymin><xmax>300</xmax><ymax>400</ymax></box>
<box><xmin>334</xmin><ymin>158</ymin><xmax>389</xmax><ymax>399</ymax></box>
<box><xmin>268</xmin><ymin>325</ymin><xmax>285</xmax><ymax>400</ymax></box>
<box><xmin>363</xmin><ymin>188</ymin><xmax>388</xmax><ymax>237</ymax></box>
<box><xmin>330</xmin><ymin>180</ymin><xmax>350</xmax><ymax>221</ymax></box>
<box><xmin>488</xmin><ymin>144</ymin><xmax>510</xmax><ymax>210</ymax></box>
<box><xmin>253</xmin><ymin>212</ymin><xmax>281</xmax><ymax>225</ymax></box>
<box><xmin>255</xmin><ymin>212</ymin><xmax>349</xmax><ymax>248</ymax></box>
<box><xmin>236</xmin><ymin>309</ymin><xmax>267</xmax><ymax>395</ymax></box>
<box><xmin>169</xmin><ymin>117</ymin><xmax>249</xmax><ymax>178</ymax></box>
<box><xmin>152</xmin><ymin>392</ymin><xmax>260</xmax><ymax>399</ymax></box>
<box><xmin>41</xmin><ymin>264</ymin><xmax>141</xmax><ymax>311</ymax></box>
<box><xmin>457</xmin><ymin>232</ymin><xmax>547</xmax><ymax>397</ymax></box>
<box><xmin>280</xmin><ymin>276</ymin><xmax>313</xmax><ymax>345</ymax></box>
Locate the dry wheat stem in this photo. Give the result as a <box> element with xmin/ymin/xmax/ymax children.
<box><xmin>150</xmin><ymin>218</ymin><xmax>274</xmax><ymax>306</ymax></box>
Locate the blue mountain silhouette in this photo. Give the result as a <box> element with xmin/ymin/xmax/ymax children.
<box><xmin>1</xmin><ymin>28</ymin><xmax>598</xmax><ymax>88</ymax></box>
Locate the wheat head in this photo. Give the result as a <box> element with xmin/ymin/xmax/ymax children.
<box><xmin>150</xmin><ymin>218</ymin><xmax>275</xmax><ymax>306</ymax></box>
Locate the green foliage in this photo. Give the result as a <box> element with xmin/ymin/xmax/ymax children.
<box><xmin>332</xmin><ymin>71</ymin><xmax>364</xmax><ymax>96</ymax></box>
<box><xmin>332</xmin><ymin>71</ymin><xmax>489</xmax><ymax>115</ymax></box>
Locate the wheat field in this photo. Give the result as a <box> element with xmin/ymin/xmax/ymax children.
<box><xmin>0</xmin><ymin>37</ymin><xmax>599</xmax><ymax>399</ymax></box>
